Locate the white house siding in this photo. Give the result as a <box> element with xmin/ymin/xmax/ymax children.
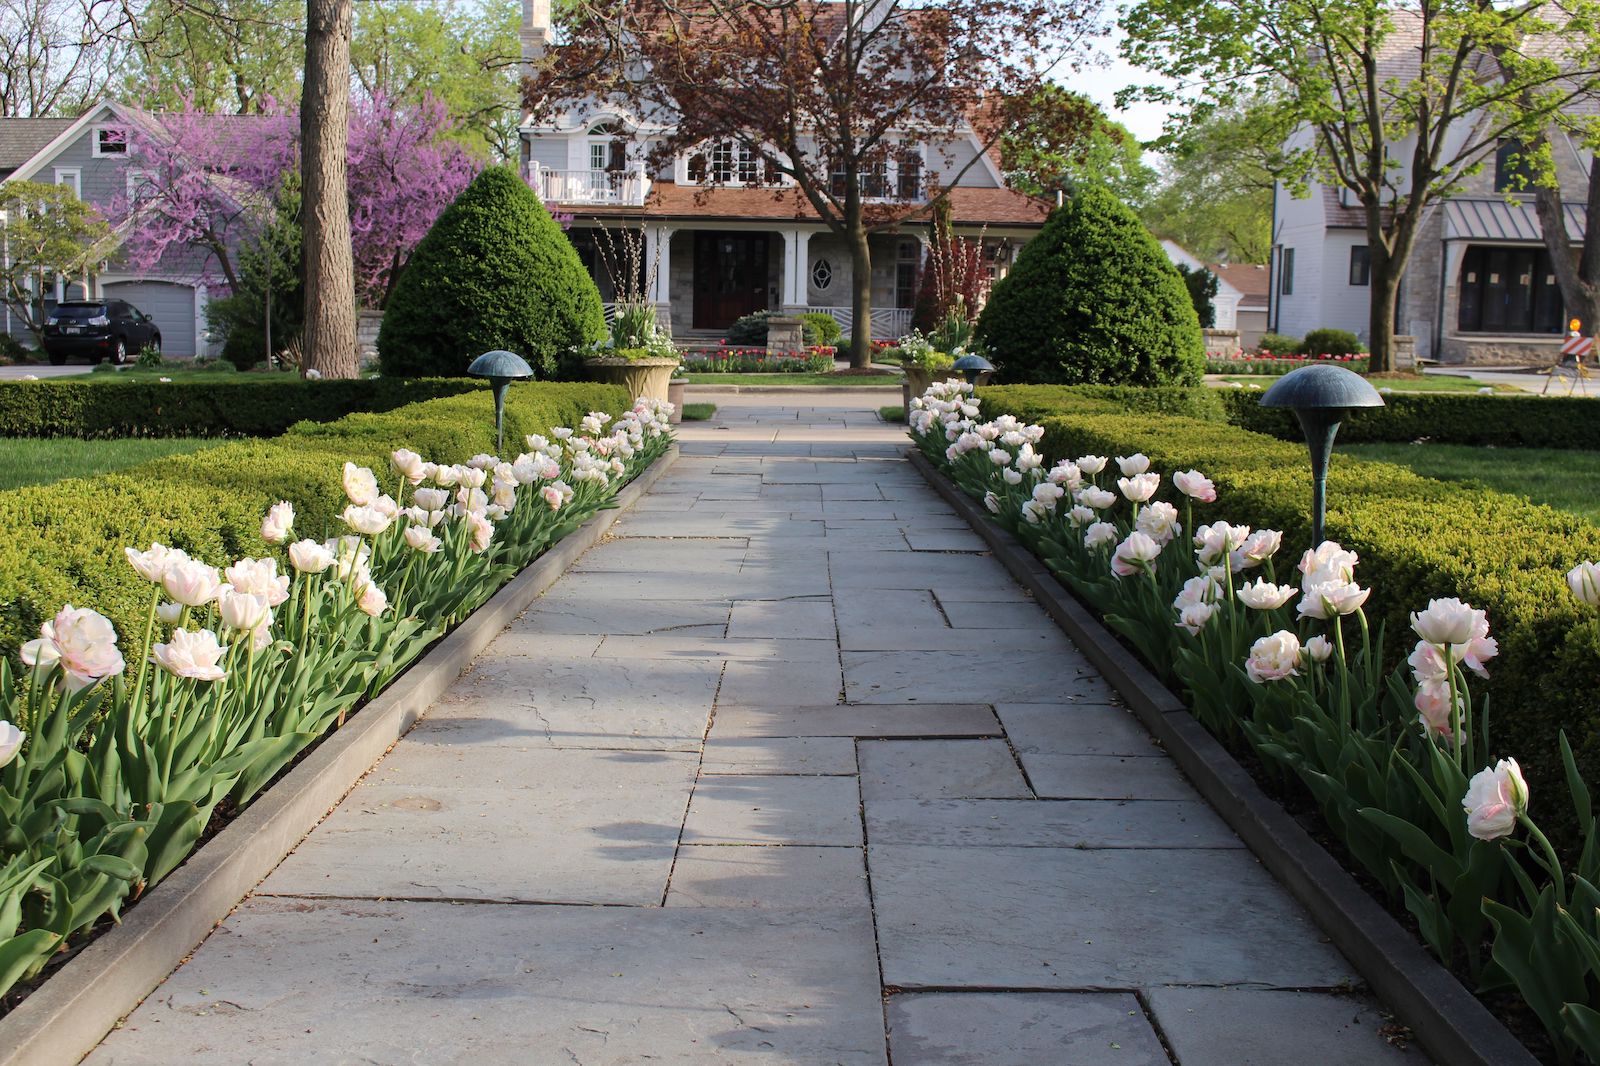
<box><xmin>926</xmin><ymin>137</ymin><xmax>999</xmax><ymax>189</ymax></box>
<box><xmin>1313</xmin><ymin>229</ymin><xmax>1375</xmax><ymax>340</ymax></box>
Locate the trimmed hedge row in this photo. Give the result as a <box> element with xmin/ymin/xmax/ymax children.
<box><xmin>0</xmin><ymin>382</ymin><xmax>630</xmax><ymax>656</ymax></box>
<box><xmin>1220</xmin><ymin>388</ymin><xmax>1600</xmax><ymax>449</ymax></box>
<box><xmin>0</xmin><ymin>378</ymin><xmax>481</xmax><ymax>439</ymax></box>
<box><xmin>980</xmin><ymin>383</ymin><xmax>1600</xmax><ymax>842</ymax></box>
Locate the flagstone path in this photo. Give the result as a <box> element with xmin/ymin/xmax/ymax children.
<box><xmin>87</xmin><ymin>392</ymin><xmax>1422</xmax><ymax>1065</ymax></box>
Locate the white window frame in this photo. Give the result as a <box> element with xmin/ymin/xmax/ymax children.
<box><xmin>126</xmin><ymin>168</ymin><xmax>156</xmax><ymax>204</ymax></box>
<box><xmin>53</xmin><ymin>167</ymin><xmax>81</xmax><ymax>199</ymax></box>
<box><xmin>91</xmin><ymin>124</ymin><xmax>129</xmax><ymax>158</ymax></box>
<box><xmin>683</xmin><ymin>139</ymin><xmax>788</xmax><ymax>188</ymax></box>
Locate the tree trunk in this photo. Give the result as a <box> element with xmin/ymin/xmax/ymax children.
<box><xmin>1532</xmin><ymin>145</ymin><xmax>1600</xmax><ymax>334</ymax></box>
<box><xmin>847</xmin><ymin>222</ymin><xmax>873</xmax><ymax>369</ymax></box>
<box><xmin>1367</xmin><ymin>255</ymin><xmax>1401</xmax><ymax>374</ymax></box>
<box><xmin>301</xmin><ymin>0</ymin><xmax>359</xmax><ymax>379</ymax></box>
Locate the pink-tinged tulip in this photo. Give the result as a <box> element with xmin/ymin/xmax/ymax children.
<box><xmin>218</xmin><ymin>589</ymin><xmax>271</xmax><ymax>634</ymax></box>
<box><xmin>1049</xmin><ymin>461</ymin><xmax>1082</xmax><ymax>489</ymax></box>
<box><xmin>467</xmin><ymin>453</ymin><xmax>499</xmax><ymax>471</ymax></box>
<box><xmin>261</xmin><ymin>501</ymin><xmax>295</xmax><ymax>544</ymax></box>
<box><xmin>1408</xmin><ymin>640</ymin><xmax>1448</xmax><ymax>684</ymax></box>
<box><xmin>356</xmin><ymin>582</ymin><xmax>389</xmax><ymax>617</ymax></box>
<box><xmin>1116</xmin><ymin>453</ymin><xmax>1150</xmax><ymax>476</ymax></box>
<box><xmin>988</xmin><ymin>448</ymin><xmax>1012</xmax><ymax>467</ymax></box>
<box><xmin>466</xmin><ymin>513</ymin><xmax>494</xmax><ymax>553</ymax></box>
<box><xmin>391</xmin><ymin>449</ymin><xmax>431</xmax><ymax>485</ymax></box>
<box><xmin>1298</xmin><ymin>541</ymin><xmax>1359</xmax><ymax>584</ymax></box>
<box><xmin>287</xmin><ymin>539</ymin><xmax>335</xmax><ymax>574</ymax></box>
<box><xmin>1304</xmin><ymin>635</ymin><xmax>1334</xmax><ymax>663</ymax></box>
<box><xmin>1410</xmin><ymin>597</ymin><xmax>1482</xmax><ymax>646</ymax></box>
<box><xmin>1173</xmin><ymin>469</ymin><xmax>1217</xmax><ymax>502</ymax></box>
<box><xmin>1415</xmin><ymin>682</ymin><xmax>1457</xmax><ymax>741</ymax></box>
<box><xmin>342</xmin><ymin>504</ymin><xmax>393</xmax><ymax>536</ymax></box>
<box><xmin>1231</xmin><ymin>529</ymin><xmax>1282</xmax><ymax>572</ymax></box>
<box><xmin>404</xmin><ymin>526</ymin><xmax>442</xmax><ymax>553</ymax></box>
<box><xmin>1117</xmin><ymin>472</ymin><xmax>1160</xmax><ymax>503</ymax></box>
<box><xmin>0</xmin><ymin>720</ymin><xmax>22</xmax><ymax>767</ymax></box>
<box><xmin>1463</xmin><ymin>759</ymin><xmax>1528</xmax><ymax>841</ymax></box>
<box><xmin>1176</xmin><ymin>601</ymin><xmax>1216</xmax><ymax>635</ymax></box>
<box><xmin>156</xmin><ymin>601</ymin><xmax>183</xmax><ymax>625</ymax></box>
<box><xmin>493</xmin><ymin>480</ymin><xmax>518</xmax><ymax>510</ymax></box>
<box><xmin>372</xmin><ymin>494</ymin><xmax>399</xmax><ymax>519</ymax></box>
<box><xmin>432</xmin><ymin>465</ymin><xmax>461</xmax><ymax>488</ymax></box>
<box><xmin>1002</xmin><ymin>467</ymin><xmax>1024</xmax><ymax>486</ymax></box>
<box><xmin>225</xmin><ymin>558</ymin><xmax>290</xmax><ymax>607</ymax></box>
<box><xmin>1297</xmin><ymin>580</ymin><xmax>1370</xmax><ymax>619</ymax></box>
<box><xmin>983</xmin><ymin>492</ymin><xmax>1001</xmax><ymax>514</ymax></box>
<box><xmin>413</xmin><ymin>487</ymin><xmax>450</xmax><ymax>512</ymax></box>
<box><xmin>1246</xmin><ymin>631</ymin><xmax>1302</xmax><ymax>683</ymax></box>
<box><xmin>455</xmin><ymin>466</ymin><xmax>488</xmax><ymax>490</ymax></box>
<box><xmin>20</xmin><ymin>604</ymin><xmax>125</xmax><ymax>691</ymax></box>
<box><xmin>1174</xmin><ymin>573</ymin><xmax>1223</xmax><ymax>611</ymax></box>
<box><xmin>1084</xmin><ymin>522</ymin><xmax>1118</xmax><ymax>549</ymax></box>
<box><xmin>1078</xmin><ymin>486</ymin><xmax>1116</xmax><ymax>510</ymax></box>
<box><xmin>151</xmin><ymin>628</ymin><xmax>228</xmax><ymax>682</ymax></box>
<box><xmin>162</xmin><ymin>559</ymin><xmax>223</xmax><ymax>608</ymax></box>
<box><xmin>125</xmin><ymin>542</ymin><xmax>189</xmax><ymax>583</ymax></box>
<box><xmin>1237</xmin><ymin>579</ymin><xmax>1297</xmax><ymax>610</ymax></box>
<box><xmin>1076</xmin><ymin>455</ymin><xmax>1108</xmax><ymax>475</ymax></box>
<box><xmin>1135</xmin><ymin>501</ymin><xmax>1181</xmax><ymax>544</ymax></box>
<box><xmin>1194</xmin><ymin>522</ymin><xmax>1251</xmax><ymax>565</ymax></box>
<box><xmin>540</xmin><ymin>484</ymin><xmax>565</xmax><ymax>511</ymax></box>
<box><xmin>1068</xmin><ymin>505</ymin><xmax>1095</xmax><ymax>527</ymax></box>
<box><xmin>1568</xmin><ymin>561</ymin><xmax>1600</xmax><ymax>606</ymax></box>
<box><xmin>1111</xmin><ymin>531</ymin><xmax>1162</xmax><ymax>577</ymax></box>
<box><xmin>342</xmin><ymin>462</ymin><xmax>379</xmax><ymax>506</ymax></box>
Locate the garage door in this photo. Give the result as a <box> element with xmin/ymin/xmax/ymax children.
<box><xmin>101</xmin><ymin>281</ymin><xmax>197</xmax><ymax>357</ymax></box>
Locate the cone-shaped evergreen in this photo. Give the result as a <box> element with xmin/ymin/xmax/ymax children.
<box><xmin>378</xmin><ymin>167</ymin><xmax>606</xmax><ymax>378</ymax></box>
<box><xmin>976</xmin><ymin>186</ymin><xmax>1206</xmax><ymax>386</ymax></box>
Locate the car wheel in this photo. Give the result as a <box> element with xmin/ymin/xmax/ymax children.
<box><xmin>47</xmin><ymin>350</ymin><xmax>67</xmax><ymax>366</ymax></box>
<box><xmin>111</xmin><ymin>340</ymin><xmax>128</xmax><ymax>366</ymax></box>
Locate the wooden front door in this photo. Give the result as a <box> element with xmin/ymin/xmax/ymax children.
<box><xmin>693</xmin><ymin>233</ymin><xmax>769</xmax><ymax>329</ymax></box>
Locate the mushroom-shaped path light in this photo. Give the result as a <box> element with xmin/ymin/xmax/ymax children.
<box><xmin>467</xmin><ymin>349</ymin><xmax>534</xmax><ymax>455</ymax></box>
<box><xmin>1260</xmin><ymin>363</ymin><xmax>1385</xmax><ymax>547</ymax></box>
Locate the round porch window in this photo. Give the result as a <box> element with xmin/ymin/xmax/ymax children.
<box><xmin>811</xmin><ymin>258</ymin><xmax>833</xmax><ymax>291</ymax></box>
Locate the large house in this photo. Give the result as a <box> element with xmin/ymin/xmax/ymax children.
<box><xmin>0</xmin><ymin>101</ymin><xmax>219</xmax><ymax>357</ymax></box>
<box><xmin>1160</xmin><ymin>240</ymin><xmax>1270</xmax><ymax>350</ymax></box>
<box><xmin>517</xmin><ymin>0</ymin><xmax>1051</xmax><ymax>341</ymax></box>
<box><xmin>1268</xmin><ymin>17</ymin><xmax>1591</xmax><ymax>366</ymax></box>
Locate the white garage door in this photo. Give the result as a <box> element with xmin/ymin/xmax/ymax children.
<box><xmin>101</xmin><ymin>281</ymin><xmax>197</xmax><ymax>357</ymax></box>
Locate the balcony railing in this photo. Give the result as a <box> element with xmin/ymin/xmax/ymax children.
<box><xmin>529</xmin><ymin>162</ymin><xmax>650</xmax><ymax>207</ymax></box>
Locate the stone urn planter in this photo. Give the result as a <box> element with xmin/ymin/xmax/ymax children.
<box><xmin>667</xmin><ymin>378</ymin><xmax>687</xmax><ymax>423</ymax></box>
<box><xmin>902</xmin><ymin>366</ymin><xmax>948</xmax><ymax>411</ymax></box>
<box><xmin>583</xmin><ymin>357</ymin><xmax>679</xmax><ymax>405</ymax></box>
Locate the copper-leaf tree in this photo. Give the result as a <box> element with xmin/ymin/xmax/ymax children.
<box><xmin>526</xmin><ymin>0</ymin><xmax>1101</xmax><ymax>368</ymax></box>
<box><xmin>300</xmin><ymin>0</ymin><xmax>358</xmax><ymax>378</ymax></box>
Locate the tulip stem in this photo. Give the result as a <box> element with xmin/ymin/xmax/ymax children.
<box><xmin>1444</xmin><ymin>645</ymin><xmax>1463</xmax><ymax>771</ymax></box>
<box><xmin>128</xmin><ymin>588</ymin><xmax>159</xmax><ymax>727</ymax></box>
<box><xmin>1521</xmin><ymin>815</ymin><xmax>1568</xmax><ymax>908</ymax></box>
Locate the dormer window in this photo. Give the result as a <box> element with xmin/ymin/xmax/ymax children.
<box><xmin>686</xmin><ymin>140</ymin><xmax>778</xmax><ymax>186</ymax></box>
<box><xmin>1495</xmin><ymin>139</ymin><xmax>1535</xmax><ymax>193</ymax></box>
<box><xmin>92</xmin><ymin>125</ymin><xmax>128</xmax><ymax>157</ymax></box>
<box><xmin>587</xmin><ymin>121</ymin><xmax>626</xmax><ymax>173</ymax></box>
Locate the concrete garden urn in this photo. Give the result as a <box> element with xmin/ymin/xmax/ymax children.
<box><xmin>583</xmin><ymin>355</ymin><xmax>679</xmax><ymax>405</ymax></box>
<box><xmin>666</xmin><ymin>377</ymin><xmax>687</xmax><ymax>423</ymax></box>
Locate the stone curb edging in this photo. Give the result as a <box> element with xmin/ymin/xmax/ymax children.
<box><xmin>906</xmin><ymin>447</ymin><xmax>1536</xmax><ymax>1066</ymax></box>
<box><xmin>686</xmin><ymin>384</ymin><xmax>903</xmax><ymax>395</ymax></box>
<box><xmin>0</xmin><ymin>445</ymin><xmax>681</xmax><ymax>1066</ymax></box>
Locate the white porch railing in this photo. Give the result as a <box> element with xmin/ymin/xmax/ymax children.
<box><xmin>530</xmin><ymin>163</ymin><xmax>650</xmax><ymax>207</ymax></box>
<box><xmin>809</xmin><ymin>306</ymin><xmax>913</xmax><ymax>341</ymax></box>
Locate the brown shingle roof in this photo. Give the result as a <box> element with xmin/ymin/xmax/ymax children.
<box><xmin>572</xmin><ymin>180</ymin><xmax>1050</xmax><ymax>228</ymax></box>
<box><xmin>0</xmin><ymin>118</ymin><xmax>74</xmax><ymax>173</ymax></box>
<box><xmin>1210</xmin><ymin>262</ymin><xmax>1270</xmax><ymax>308</ymax></box>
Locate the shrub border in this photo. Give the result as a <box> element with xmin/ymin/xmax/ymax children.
<box><xmin>0</xmin><ymin>445</ymin><xmax>680</xmax><ymax>1066</ymax></box>
<box><xmin>906</xmin><ymin>447</ymin><xmax>1537</xmax><ymax>1066</ymax></box>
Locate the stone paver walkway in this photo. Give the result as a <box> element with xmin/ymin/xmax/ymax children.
<box><xmin>87</xmin><ymin>392</ymin><xmax>1420</xmax><ymax>1065</ymax></box>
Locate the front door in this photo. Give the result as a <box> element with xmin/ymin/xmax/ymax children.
<box><xmin>694</xmin><ymin>233</ymin><xmax>769</xmax><ymax>329</ymax></box>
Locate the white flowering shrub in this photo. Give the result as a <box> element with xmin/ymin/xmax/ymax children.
<box><xmin>912</xmin><ymin>379</ymin><xmax>1600</xmax><ymax>1060</ymax></box>
<box><xmin>0</xmin><ymin>398</ymin><xmax>674</xmax><ymax>1001</ymax></box>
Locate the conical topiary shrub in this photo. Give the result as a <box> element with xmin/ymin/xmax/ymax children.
<box><xmin>378</xmin><ymin>167</ymin><xmax>607</xmax><ymax>379</ymax></box>
<box><xmin>976</xmin><ymin>186</ymin><xmax>1206</xmax><ymax>386</ymax></box>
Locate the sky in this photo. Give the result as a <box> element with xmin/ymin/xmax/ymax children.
<box><xmin>1053</xmin><ymin>25</ymin><xmax>1183</xmax><ymax>149</ymax></box>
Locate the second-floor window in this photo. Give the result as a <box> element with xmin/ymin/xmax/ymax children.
<box><xmin>1279</xmin><ymin>247</ymin><xmax>1295</xmax><ymax>295</ymax></box>
<box><xmin>1495</xmin><ymin>140</ymin><xmax>1535</xmax><ymax>193</ymax></box>
<box><xmin>1349</xmin><ymin>245</ymin><xmax>1370</xmax><ymax>286</ymax></box>
<box><xmin>92</xmin><ymin>125</ymin><xmax>127</xmax><ymax>157</ymax></box>
<box><xmin>830</xmin><ymin>147</ymin><xmax>925</xmax><ymax>201</ymax></box>
<box><xmin>587</xmin><ymin>122</ymin><xmax>626</xmax><ymax>173</ymax></box>
<box><xmin>686</xmin><ymin>140</ymin><xmax>777</xmax><ymax>186</ymax></box>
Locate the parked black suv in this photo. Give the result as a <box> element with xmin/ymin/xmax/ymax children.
<box><xmin>41</xmin><ymin>300</ymin><xmax>162</xmax><ymax>365</ymax></box>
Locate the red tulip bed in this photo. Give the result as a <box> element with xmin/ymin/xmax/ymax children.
<box><xmin>1208</xmin><ymin>353</ymin><xmax>1371</xmax><ymax>375</ymax></box>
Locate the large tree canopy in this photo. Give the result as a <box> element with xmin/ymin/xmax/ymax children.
<box><xmin>1122</xmin><ymin>0</ymin><xmax>1600</xmax><ymax>370</ymax></box>
<box><xmin>527</xmin><ymin>0</ymin><xmax>1101</xmax><ymax>367</ymax></box>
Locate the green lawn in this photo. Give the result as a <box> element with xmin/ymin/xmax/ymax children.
<box><xmin>685</xmin><ymin>372</ymin><xmax>902</xmax><ymax>387</ymax></box>
<box><xmin>1218</xmin><ymin>373</ymin><xmax>1514</xmax><ymax>394</ymax></box>
<box><xmin>0</xmin><ymin>438</ymin><xmax>225</xmax><ymax>490</ymax></box>
<box><xmin>879</xmin><ymin>406</ymin><xmax>905</xmax><ymax>423</ymax></box>
<box><xmin>1341</xmin><ymin>442</ymin><xmax>1600</xmax><ymax>523</ymax></box>
<box><xmin>681</xmin><ymin>403</ymin><xmax>716</xmax><ymax>421</ymax></box>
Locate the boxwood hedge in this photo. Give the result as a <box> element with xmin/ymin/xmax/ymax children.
<box><xmin>0</xmin><ymin>381</ymin><xmax>630</xmax><ymax>658</ymax></box>
<box><xmin>979</xmin><ymin>384</ymin><xmax>1600</xmax><ymax>843</ymax></box>
<box><xmin>1221</xmin><ymin>388</ymin><xmax>1600</xmax><ymax>449</ymax></box>
<box><xmin>0</xmin><ymin>377</ymin><xmax>480</xmax><ymax>439</ymax></box>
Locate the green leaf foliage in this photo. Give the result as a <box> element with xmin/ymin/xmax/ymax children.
<box><xmin>975</xmin><ymin>187</ymin><xmax>1206</xmax><ymax>387</ymax></box>
<box><xmin>0</xmin><ymin>382</ymin><xmax>629</xmax><ymax>660</ymax></box>
<box><xmin>0</xmin><ymin>378</ymin><xmax>478</xmax><ymax>439</ymax></box>
<box><xmin>980</xmin><ymin>383</ymin><xmax>1600</xmax><ymax>847</ymax></box>
<box><xmin>1222</xmin><ymin>390</ymin><xmax>1600</xmax><ymax>450</ymax></box>
<box><xmin>377</xmin><ymin>167</ymin><xmax>607</xmax><ymax>379</ymax></box>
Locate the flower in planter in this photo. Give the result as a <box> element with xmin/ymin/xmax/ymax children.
<box><xmin>163</xmin><ymin>558</ymin><xmax>223</xmax><ymax>608</ymax></box>
<box><xmin>343</xmin><ymin>462</ymin><xmax>379</xmax><ymax>506</ymax></box>
<box><xmin>1076</xmin><ymin>455</ymin><xmax>1108</xmax><ymax>476</ymax></box>
<box><xmin>288</xmin><ymin>539</ymin><xmax>335</xmax><ymax>574</ymax></box>
<box><xmin>152</xmin><ymin>627</ymin><xmax>229</xmax><ymax>682</ymax></box>
<box><xmin>1297</xmin><ymin>578</ymin><xmax>1369</xmax><ymax>619</ymax></box>
<box><xmin>1230</xmin><ymin>529</ymin><xmax>1282</xmax><ymax>573</ymax></box>
<box><xmin>1078</xmin><ymin>486</ymin><xmax>1116</xmax><ymax>510</ymax></box>
<box><xmin>1084</xmin><ymin>521</ymin><xmax>1118</xmax><ymax>549</ymax></box>
<box><xmin>1067</xmin><ymin>505</ymin><xmax>1095</xmax><ymax>527</ymax></box>
<box><xmin>20</xmin><ymin>604</ymin><xmax>126</xmax><ymax>691</ymax></box>
<box><xmin>1176</xmin><ymin>601</ymin><xmax>1217</xmax><ymax>635</ymax></box>
<box><xmin>391</xmin><ymin>449</ymin><xmax>433</xmax><ymax>485</ymax></box>
<box><xmin>1194</xmin><ymin>522</ymin><xmax>1250</xmax><ymax>566</ymax></box>
<box><xmin>1410</xmin><ymin>597</ymin><xmax>1482</xmax><ymax>647</ymax></box>
<box><xmin>1173</xmin><ymin>470</ymin><xmax>1216</xmax><ymax>502</ymax></box>
<box><xmin>1117</xmin><ymin>472</ymin><xmax>1160</xmax><ymax>503</ymax></box>
<box><xmin>1246</xmin><ymin>630</ymin><xmax>1302</xmax><ymax>683</ymax></box>
<box><xmin>126</xmin><ymin>542</ymin><xmax>190</xmax><ymax>583</ymax></box>
<box><xmin>343</xmin><ymin>504</ymin><xmax>393</xmax><ymax>536</ymax></box>
<box><xmin>225</xmin><ymin>557</ymin><xmax>290</xmax><ymax>607</ymax></box>
<box><xmin>1415</xmin><ymin>682</ymin><xmax>1460</xmax><ymax>741</ymax></box>
<box><xmin>1135</xmin><ymin>501</ymin><xmax>1181</xmax><ymax>545</ymax></box>
<box><xmin>1116</xmin><ymin>453</ymin><xmax>1150</xmax><ymax>476</ymax></box>
<box><xmin>1303</xmin><ymin>634</ymin><xmax>1333</xmax><ymax>663</ymax></box>
<box><xmin>218</xmin><ymin>588</ymin><xmax>272</xmax><ymax>637</ymax></box>
<box><xmin>261</xmin><ymin>501</ymin><xmax>295</xmax><ymax>544</ymax></box>
<box><xmin>356</xmin><ymin>581</ymin><xmax>389</xmax><ymax>617</ymax></box>
<box><xmin>1111</xmin><ymin>531</ymin><xmax>1162</xmax><ymax>577</ymax></box>
<box><xmin>1237</xmin><ymin>578</ymin><xmax>1296</xmax><ymax>610</ymax></box>
<box><xmin>1463</xmin><ymin>758</ymin><xmax>1528</xmax><ymax>841</ymax></box>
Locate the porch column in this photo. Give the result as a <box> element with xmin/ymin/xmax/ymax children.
<box><xmin>646</xmin><ymin>224</ymin><xmax>674</xmax><ymax>332</ymax></box>
<box><xmin>781</xmin><ymin>228</ymin><xmax>812</xmax><ymax>313</ymax></box>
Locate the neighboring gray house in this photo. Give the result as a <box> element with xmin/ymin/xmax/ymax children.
<box><xmin>1268</xmin><ymin>15</ymin><xmax>1591</xmax><ymax>366</ymax></box>
<box><xmin>1</xmin><ymin>100</ymin><xmax>217</xmax><ymax>357</ymax></box>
